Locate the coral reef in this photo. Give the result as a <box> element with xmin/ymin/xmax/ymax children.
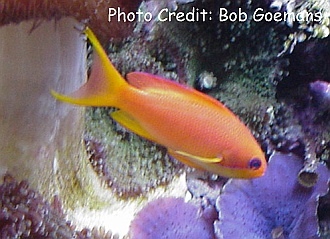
<box><xmin>129</xmin><ymin>197</ymin><xmax>216</xmax><ymax>239</ymax></box>
<box><xmin>0</xmin><ymin>174</ymin><xmax>115</xmax><ymax>239</ymax></box>
<box><xmin>214</xmin><ymin>152</ymin><xmax>330</xmax><ymax>239</ymax></box>
<box><xmin>0</xmin><ymin>0</ymin><xmax>144</xmax><ymax>235</ymax></box>
<box><xmin>0</xmin><ymin>18</ymin><xmax>92</xmax><ymax>206</ymax></box>
<box><xmin>270</xmin><ymin>0</ymin><xmax>330</xmax><ymax>55</ymax></box>
<box><xmin>319</xmin><ymin>192</ymin><xmax>330</xmax><ymax>239</ymax></box>
<box><xmin>1</xmin><ymin>0</ymin><xmax>330</xmax><ymax>237</ymax></box>
<box><xmin>275</xmin><ymin>38</ymin><xmax>330</xmax><ymax>169</ymax></box>
<box><xmin>84</xmin><ymin>0</ymin><xmax>286</xmax><ymax>195</ymax></box>
<box><xmin>310</xmin><ymin>80</ymin><xmax>330</xmax><ymax>111</ymax></box>
<box><xmin>84</xmin><ymin>108</ymin><xmax>184</xmax><ymax>197</ymax></box>
<box><xmin>186</xmin><ymin>170</ymin><xmax>228</xmax><ymax>205</ymax></box>
<box><xmin>278</xmin><ymin>39</ymin><xmax>330</xmax><ymax>93</ymax></box>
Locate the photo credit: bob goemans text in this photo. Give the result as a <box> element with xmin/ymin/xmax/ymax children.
<box><xmin>108</xmin><ymin>6</ymin><xmax>324</xmax><ymax>23</ymax></box>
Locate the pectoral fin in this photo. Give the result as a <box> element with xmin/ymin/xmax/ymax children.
<box><xmin>168</xmin><ymin>149</ymin><xmax>222</xmax><ymax>170</ymax></box>
<box><xmin>174</xmin><ymin>150</ymin><xmax>222</xmax><ymax>163</ymax></box>
<box><xmin>110</xmin><ymin>110</ymin><xmax>156</xmax><ymax>142</ymax></box>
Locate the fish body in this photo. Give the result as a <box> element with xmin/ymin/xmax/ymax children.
<box><xmin>51</xmin><ymin>28</ymin><xmax>267</xmax><ymax>178</ymax></box>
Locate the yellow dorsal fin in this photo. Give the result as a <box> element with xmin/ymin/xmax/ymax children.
<box><xmin>110</xmin><ymin>110</ymin><xmax>156</xmax><ymax>142</ymax></box>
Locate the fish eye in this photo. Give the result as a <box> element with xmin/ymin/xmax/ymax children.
<box><xmin>248</xmin><ymin>158</ymin><xmax>262</xmax><ymax>170</ymax></box>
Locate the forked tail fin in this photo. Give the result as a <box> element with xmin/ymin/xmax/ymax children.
<box><xmin>51</xmin><ymin>27</ymin><xmax>128</xmax><ymax>107</ymax></box>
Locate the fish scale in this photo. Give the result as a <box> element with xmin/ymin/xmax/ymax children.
<box><xmin>51</xmin><ymin>27</ymin><xmax>267</xmax><ymax>178</ymax></box>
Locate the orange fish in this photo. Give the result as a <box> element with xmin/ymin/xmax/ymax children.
<box><xmin>51</xmin><ymin>27</ymin><xmax>267</xmax><ymax>178</ymax></box>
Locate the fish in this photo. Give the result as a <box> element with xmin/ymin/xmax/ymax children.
<box><xmin>51</xmin><ymin>27</ymin><xmax>267</xmax><ymax>178</ymax></box>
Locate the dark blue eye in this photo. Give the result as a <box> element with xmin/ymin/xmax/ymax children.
<box><xmin>248</xmin><ymin>158</ymin><xmax>262</xmax><ymax>170</ymax></box>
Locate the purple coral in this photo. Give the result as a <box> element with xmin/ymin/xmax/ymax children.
<box><xmin>129</xmin><ymin>197</ymin><xmax>215</xmax><ymax>239</ymax></box>
<box><xmin>214</xmin><ymin>152</ymin><xmax>330</xmax><ymax>239</ymax></box>
<box><xmin>310</xmin><ymin>80</ymin><xmax>330</xmax><ymax>109</ymax></box>
<box><xmin>0</xmin><ymin>175</ymin><xmax>74</xmax><ymax>238</ymax></box>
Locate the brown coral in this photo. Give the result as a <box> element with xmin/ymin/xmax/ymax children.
<box><xmin>0</xmin><ymin>0</ymin><xmax>142</xmax><ymax>42</ymax></box>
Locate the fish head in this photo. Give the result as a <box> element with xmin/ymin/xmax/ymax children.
<box><xmin>215</xmin><ymin>147</ymin><xmax>267</xmax><ymax>178</ymax></box>
<box><xmin>170</xmin><ymin>147</ymin><xmax>267</xmax><ymax>178</ymax></box>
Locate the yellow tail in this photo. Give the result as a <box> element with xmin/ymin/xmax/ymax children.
<box><xmin>51</xmin><ymin>27</ymin><xmax>128</xmax><ymax>107</ymax></box>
